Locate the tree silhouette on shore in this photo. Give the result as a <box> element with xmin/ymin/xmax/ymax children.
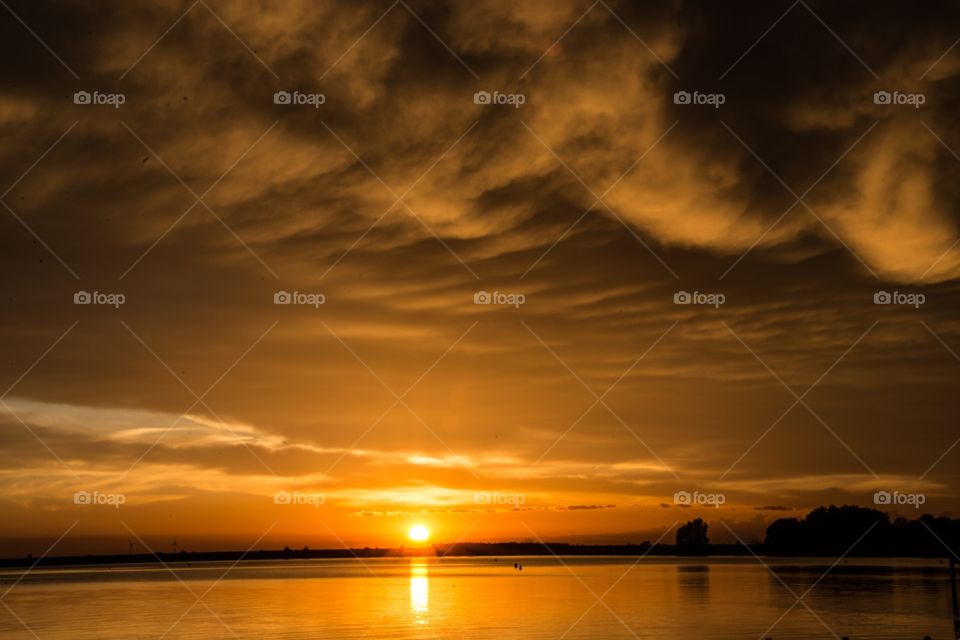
<box><xmin>676</xmin><ymin>518</ymin><xmax>709</xmax><ymax>555</ymax></box>
<box><xmin>764</xmin><ymin>505</ymin><xmax>960</xmax><ymax>556</ymax></box>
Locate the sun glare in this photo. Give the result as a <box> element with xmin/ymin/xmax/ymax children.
<box><xmin>408</xmin><ymin>525</ymin><xmax>430</xmax><ymax>543</ymax></box>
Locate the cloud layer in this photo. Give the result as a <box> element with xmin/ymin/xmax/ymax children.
<box><xmin>1</xmin><ymin>0</ymin><xmax>959</xmax><ymax>552</ymax></box>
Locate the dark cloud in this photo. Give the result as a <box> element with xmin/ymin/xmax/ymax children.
<box><xmin>564</xmin><ymin>504</ymin><xmax>617</xmax><ymax>511</ymax></box>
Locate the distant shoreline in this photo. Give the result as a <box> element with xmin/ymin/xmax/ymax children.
<box><xmin>0</xmin><ymin>543</ymin><xmax>720</xmax><ymax>569</ymax></box>
<box><xmin>0</xmin><ymin>541</ymin><xmax>953</xmax><ymax>569</ymax></box>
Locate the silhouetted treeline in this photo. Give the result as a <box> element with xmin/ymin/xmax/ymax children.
<box><xmin>0</xmin><ymin>547</ymin><xmax>406</xmax><ymax>568</ymax></box>
<box><xmin>435</xmin><ymin>541</ymin><xmax>651</xmax><ymax>556</ymax></box>
<box><xmin>433</xmin><ymin>541</ymin><xmax>754</xmax><ymax>557</ymax></box>
<box><xmin>764</xmin><ymin>505</ymin><xmax>960</xmax><ymax>557</ymax></box>
<box><xmin>3</xmin><ymin>505</ymin><xmax>957</xmax><ymax>569</ymax></box>
<box><xmin>0</xmin><ymin>541</ymin><xmax>759</xmax><ymax>568</ymax></box>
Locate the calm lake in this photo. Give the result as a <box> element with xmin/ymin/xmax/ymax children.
<box><xmin>0</xmin><ymin>557</ymin><xmax>954</xmax><ymax>638</ymax></box>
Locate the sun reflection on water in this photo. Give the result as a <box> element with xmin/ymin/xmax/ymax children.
<box><xmin>409</xmin><ymin>561</ymin><xmax>429</xmax><ymax>620</ymax></box>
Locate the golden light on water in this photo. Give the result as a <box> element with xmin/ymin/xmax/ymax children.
<box><xmin>409</xmin><ymin>562</ymin><xmax>429</xmax><ymax>615</ymax></box>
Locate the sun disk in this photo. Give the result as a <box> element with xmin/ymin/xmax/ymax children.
<box><xmin>408</xmin><ymin>525</ymin><xmax>430</xmax><ymax>542</ymax></box>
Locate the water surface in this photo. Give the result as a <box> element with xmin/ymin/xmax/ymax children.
<box><xmin>0</xmin><ymin>557</ymin><xmax>953</xmax><ymax>638</ymax></box>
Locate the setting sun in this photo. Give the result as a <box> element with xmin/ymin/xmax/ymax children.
<box><xmin>408</xmin><ymin>525</ymin><xmax>430</xmax><ymax>543</ymax></box>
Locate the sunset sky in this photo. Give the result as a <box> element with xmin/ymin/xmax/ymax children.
<box><xmin>1</xmin><ymin>0</ymin><xmax>959</xmax><ymax>556</ymax></box>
